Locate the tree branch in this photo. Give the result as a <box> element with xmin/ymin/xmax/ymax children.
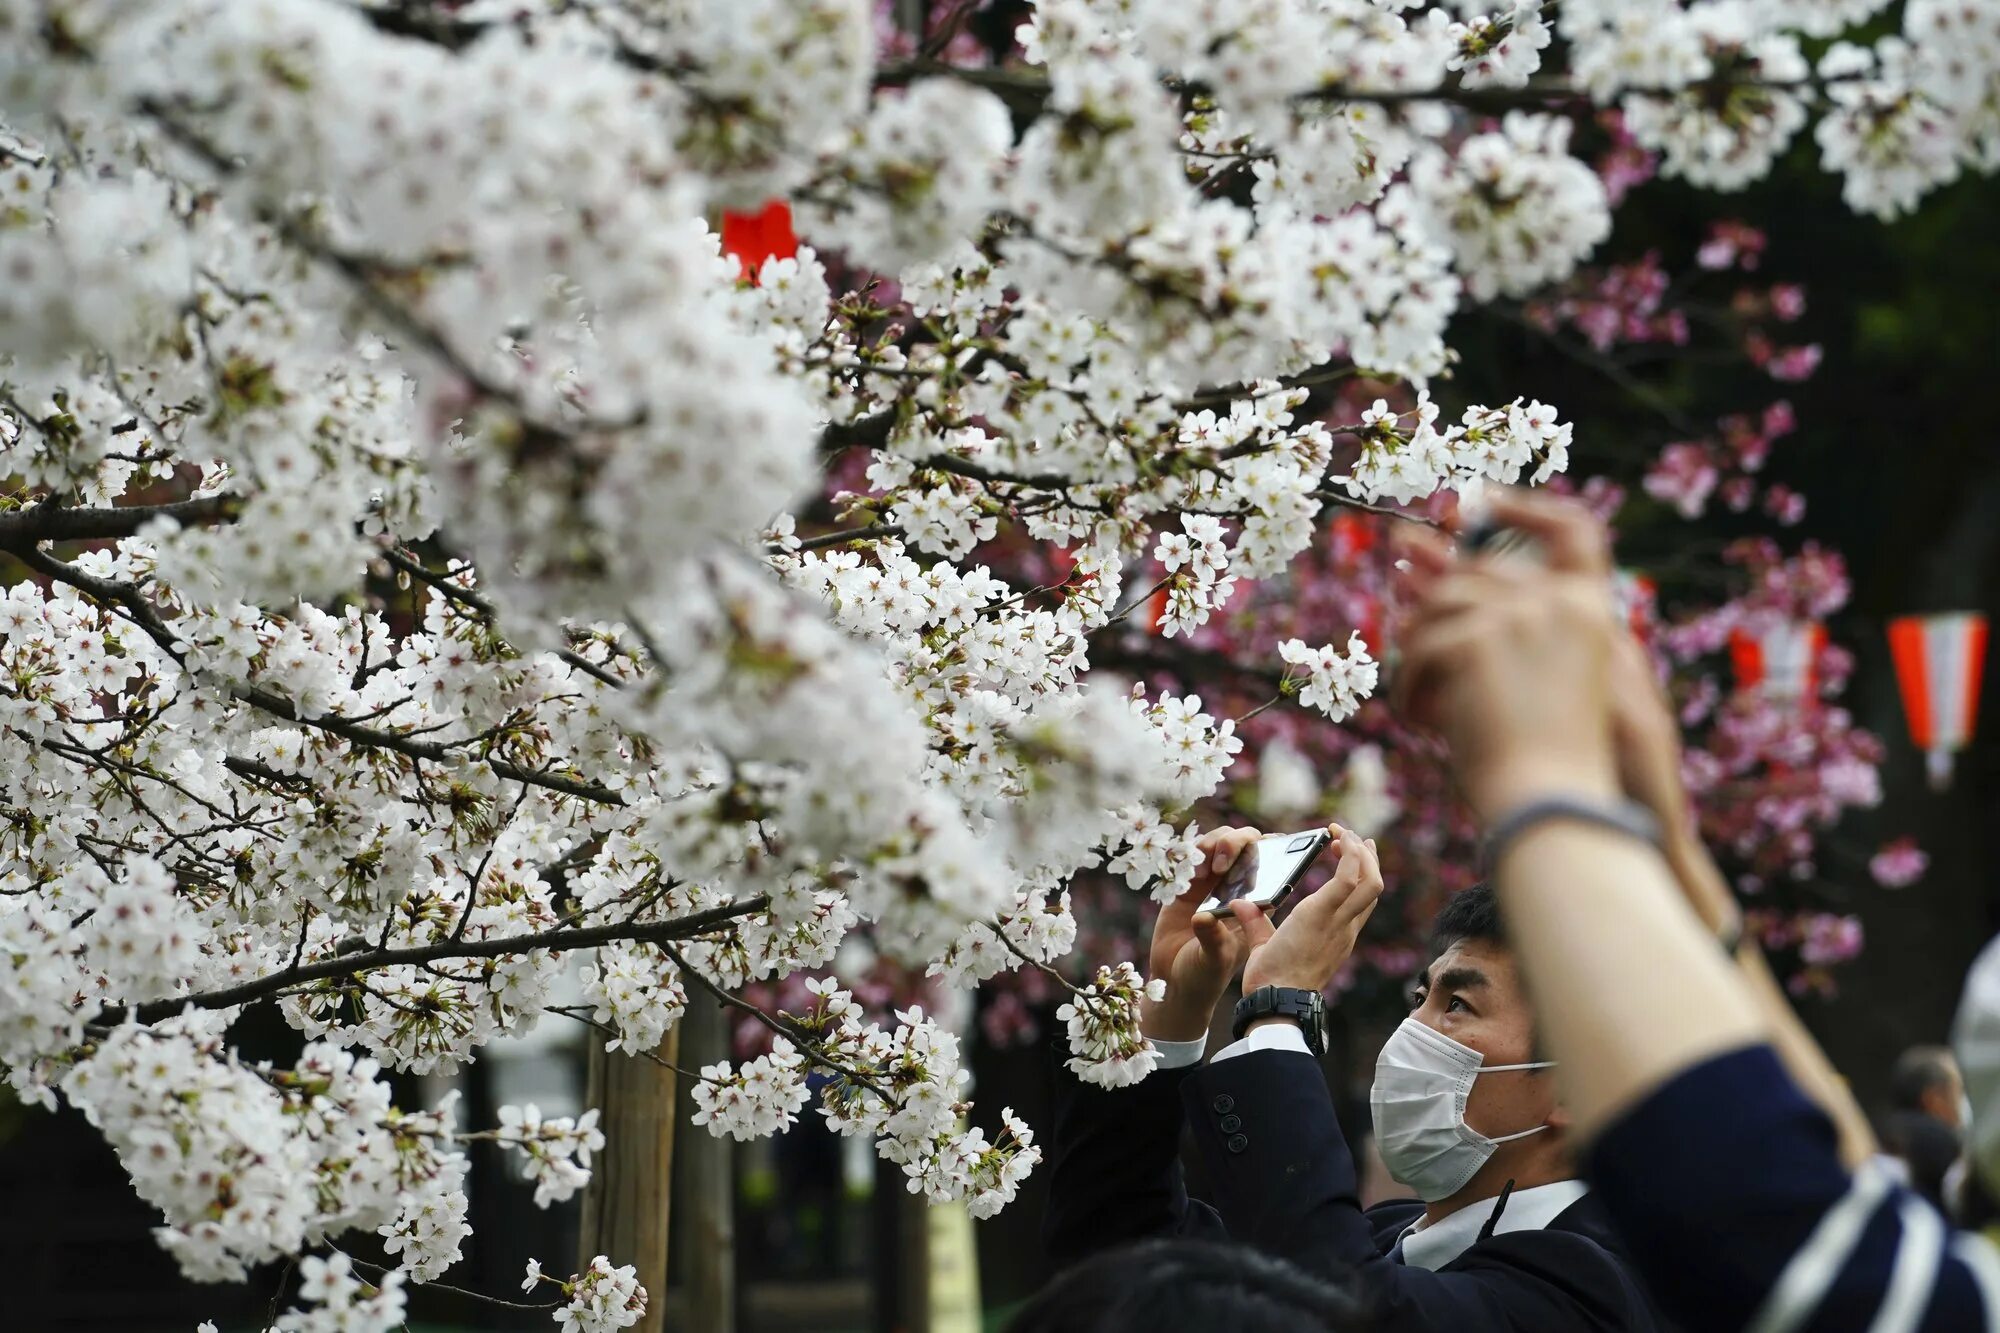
<box><xmin>100</xmin><ymin>894</ymin><xmax>771</xmax><ymax>1026</ymax></box>
<box><xmin>876</xmin><ymin>58</ymin><xmax>1853</xmax><ymax>118</ymax></box>
<box><xmin>819</xmin><ymin>409</ymin><xmax>898</xmax><ymax>457</ymax></box>
<box><xmin>0</xmin><ymin>494</ymin><xmax>239</xmax><ymax>545</ymax></box>
<box><xmin>779</xmin><ymin>522</ymin><xmax>907</xmax><ymax>554</ymax></box>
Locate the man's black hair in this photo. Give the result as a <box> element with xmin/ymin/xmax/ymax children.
<box><xmin>1891</xmin><ymin>1045</ymin><xmax>1959</xmax><ymax>1113</ymax></box>
<box><xmin>1422</xmin><ymin>884</ymin><xmax>1544</xmax><ymax>1059</ymax></box>
<box><xmin>1004</xmin><ymin>1238</ymin><xmax>1371</xmax><ymax>1333</ymax></box>
<box><xmin>1428</xmin><ymin>882</ymin><xmax>1504</xmax><ymax>957</ymax></box>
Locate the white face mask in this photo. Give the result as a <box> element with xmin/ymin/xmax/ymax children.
<box><xmin>1370</xmin><ymin>1017</ymin><xmax>1555</xmax><ymax>1202</ymax></box>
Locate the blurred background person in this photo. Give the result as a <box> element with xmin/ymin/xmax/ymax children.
<box><xmin>1880</xmin><ymin>1045</ymin><xmax>1969</xmax><ymax>1211</ymax></box>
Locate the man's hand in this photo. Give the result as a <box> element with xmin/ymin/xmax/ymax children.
<box><xmin>1140</xmin><ymin>827</ymin><xmax>1260</xmax><ymax>1043</ymax></box>
<box><xmin>1238</xmin><ymin>826</ymin><xmax>1384</xmax><ymax>995</ymax></box>
<box><xmin>1394</xmin><ymin>490</ymin><xmax>1624</xmax><ymax>813</ymax></box>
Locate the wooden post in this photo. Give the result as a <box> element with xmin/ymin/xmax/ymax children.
<box><xmin>678</xmin><ymin>998</ymin><xmax>736</xmax><ymax>1333</ymax></box>
<box><xmin>577</xmin><ymin>1029</ymin><xmax>680</xmax><ymax>1333</ymax></box>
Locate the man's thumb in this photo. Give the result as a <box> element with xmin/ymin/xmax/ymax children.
<box><xmin>1228</xmin><ymin>900</ymin><xmax>1277</xmax><ymax>950</ymax></box>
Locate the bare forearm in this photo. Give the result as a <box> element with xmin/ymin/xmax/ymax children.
<box><xmin>1492</xmin><ymin>813</ymin><xmax>1767</xmax><ymax>1142</ymax></box>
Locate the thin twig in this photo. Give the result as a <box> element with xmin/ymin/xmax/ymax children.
<box><xmin>663</xmin><ymin>944</ymin><xmax>895</xmax><ymax>1101</ymax></box>
<box><xmin>380</xmin><ymin>546</ymin><xmax>496</xmax><ymax>618</ymax></box>
<box><xmin>263</xmin><ymin>1253</ymin><xmax>298</xmax><ymax>1332</ymax></box>
<box><xmin>337</xmin><ymin>1252</ymin><xmax>561</xmax><ymax>1314</ymax></box>
<box><xmin>990</xmin><ymin>923</ymin><xmax>1085</xmax><ymax>998</ymax></box>
<box><xmin>1313</xmin><ymin>490</ymin><xmax>1445</xmax><ymax>528</ymax></box>
<box><xmin>543</xmin><ymin>1005</ymin><xmax>718</xmax><ymax>1082</ymax></box>
<box><xmin>1233</xmin><ymin>692</ymin><xmax>1288</xmax><ymax>726</ymax></box>
<box><xmin>1102</xmin><ymin>575</ymin><xmax>1174</xmax><ymax>630</ymax></box>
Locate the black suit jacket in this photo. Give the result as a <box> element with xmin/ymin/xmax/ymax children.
<box><xmin>1045</xmin><ymin>1046</ymin><xmax>1671</xmax><ymax>1332</ymax></box>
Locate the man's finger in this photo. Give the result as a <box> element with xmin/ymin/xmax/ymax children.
<box><xmin>1289</xmin><ymin>848</ymin><xmax>1361</xmax><ymax>926</ymax></box>
<box><xmin>1391</xmin><ymin>614</ymin><xmax>1490</xmax><ymax>725</ymax></box>
<box><xmin>1348</xmin><ymin>893</ymin><xmax>1382</xmax><ymax>937</ymax></box>
<box><xmin>1190</xmin><ymin>910</ymin><xmax>1231</xmax><ymax>958</ymax></box>
<box><xmin>1392</xmin><ymin>528</ymin><xmax>1457</xmax><ymax>597</ymax></box>
<box><xmin>1333</xmin><ymin>872</ymin><xmax>1385</xmax><ymax>930</ymax></box>
<box><xmin>1328</xmin><ymin>832</ymin><xmax>1383</xmax><ymax>925</ymax></box>
<box><xmin>1198</xmin><ymin>825</ymin><xmax>1259</xmax><ymax>874</ymax></box>
<box><xmin>1228</xmin><ymin>899</ymin><xmax>1277</xmax><ymax>950</ymax></box>
<box><xmin>1487</xmin><ymin>489</ymin><xmax>1612</xmax><ymax>576</ymax></box>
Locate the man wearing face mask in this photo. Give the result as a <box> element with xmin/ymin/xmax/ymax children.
<box><xmin>1042</xmin><ymin>828</ymin><xmax>1668</xmax><ymax>1331</ymax></box>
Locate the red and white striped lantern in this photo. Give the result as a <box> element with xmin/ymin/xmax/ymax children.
<box><xmin>1888</xmin><ymin>612</ymin><xmax>1988</xmax><ymax>790</ymax></box>
<box><xmin>1729</xmin><ymin>619</ymin><xmax>1827</xmax><ymax>704</ymax></box>
<box><xmin>718</xmin><ymin>199</ymin><xmax>797</xmax><ymax>284</ymax></box>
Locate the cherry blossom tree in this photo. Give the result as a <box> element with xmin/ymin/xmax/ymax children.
<box><xmin>1</xmin><ymin>0</ymin><xmax>1993</xmax><ymax>1327</ymax></box>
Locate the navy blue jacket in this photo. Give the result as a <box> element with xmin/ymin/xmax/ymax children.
<box><xmin>1589</xmin><ymin>1045</ymin><xmax>2000</xmax><ymax>1331</ymax></box>
<box><xmin>1045</xmin><ymin>1046</ymin><xmax>1671</xmax><ymax>1331</ymax></box>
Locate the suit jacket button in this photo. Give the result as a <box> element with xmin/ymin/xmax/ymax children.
<box><xmin>1226</xmin><ymin>1133</ymin><xmax>1250</xmax><ymax>1154</ymax></box>
<box><xmin>1212</xmin><ymin>1095</ymin><xmax>1236</xmax><ymax>1114</ymax></box>
<box><xmin>1219</xmin><ymin>1114</ymin><xmax>1242</xmax><ymax>1133</ymax></box>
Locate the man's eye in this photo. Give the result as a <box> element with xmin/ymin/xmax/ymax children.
<box><xmin>1407</xmin><ymin>991</ymin><xmax>1426</xmax><ymax>1010</ymax></box>
<box><xmin>1446</xmin><ymin>997</ymin><xmax>1469</xmax><ymax>1014</ymax></box>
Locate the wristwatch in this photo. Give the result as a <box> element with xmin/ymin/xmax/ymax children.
<box><xmin>1231</xmin><ymin>986</ymin><xmax>1327</xmax><ymax>1058</ymax></box>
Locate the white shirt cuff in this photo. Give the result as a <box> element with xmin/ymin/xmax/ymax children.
<box><xmin>1211</xmin><ymin>1021</ymin><xmax>1311</xmax><ymax>1064</ymax></box>
<box><xmin>1151</xmin><ymin>1036</ymin><xmax>1209</xmax><ymax>1070</ymax></box>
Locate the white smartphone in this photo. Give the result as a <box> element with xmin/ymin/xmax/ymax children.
<box><xmin>1195</xmin><ymin>829</ymin><xmax>1333</xmax><ymax>918</ymax></box>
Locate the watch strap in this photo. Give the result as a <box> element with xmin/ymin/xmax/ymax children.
<box><xmin>1482</xmin><ymin>795</ymin><xmax>1664</xmax><ymax>876</ymax></box>
<box><xmin>1232</xmin><ymin>985</ymin><xmax>1326</xmax><ymax>1056</ymax></box>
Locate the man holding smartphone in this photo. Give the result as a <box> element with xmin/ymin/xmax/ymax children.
<box><xmin>1041</xmin><ymin>826</ymin><xmax>1669</xmax><ymax>1331</ymax></box>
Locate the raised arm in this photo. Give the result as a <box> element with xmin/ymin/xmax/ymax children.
<box><xmin>1601</xmin><ymin>578</ymin><xmax>1877</xmax><ymax>1166</ymax></box>
<box><xmin>1394</xmin><ymin>492</ymin><xmax>1769</xmax><ymax>1132</ymax></box>
<box><xmin>1394</xmin><ymin>490</ymin><xmax>1996</xmax><ymax>1330</ymax></box>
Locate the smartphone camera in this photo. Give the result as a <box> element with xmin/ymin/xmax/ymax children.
<box><xmin>1286</xmin><ymin>834</ymin><xmax>1319</xmax><ymax>853</ymax></box>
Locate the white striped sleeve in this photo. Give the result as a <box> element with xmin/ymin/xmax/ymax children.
<box><xmin>1947</xmin><ymin>1231</ymin><xmax>2000</xmax><ymax>1333</ymax></box>
<box><xmin>1746</xmin><ymin>1162</ymin><xmax>1896</xmax><ymax>1333</ymax></box>
<box><xmin>1866</xmin><ymin>1193</ymin><xmax>1946</xmax><ymax>1333</ymax></box>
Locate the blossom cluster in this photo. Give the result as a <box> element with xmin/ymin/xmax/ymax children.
<box><xmin>493</xmin><ymin>1104</ymin><xmax>606</xmax><ymax>1209</ymax></box>
<box><xmin>273</xmin><ymin>1252</ymin><xmax>407</xmax><ymax>1333</ymax></box>
<box><xmin>1281</xmin><ymin>633</ymin><xmax>1382</xmax><ymax>724</ymax></box>
<box><xmin>1344</xmin><ymin>393</ymin><xmax>1572</xmax><ymax>505</ymax></box>
<box><xmin>1057</xmin><ymin>962</ymin><xmax>1167</xmax><ymax>1088</ymax></box>
<box><xmin>551</xmin><ymin>1256</ymin><xmax>648</xmax><ymax>1333</ymax></box>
